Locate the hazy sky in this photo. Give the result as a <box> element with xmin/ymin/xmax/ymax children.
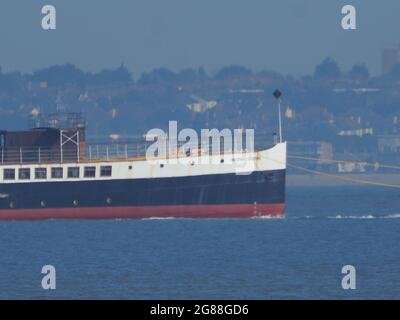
<box><xmin>0</xmin><ymin>0</ymin><xmax>399</xmax><ymax>77</ymax></box>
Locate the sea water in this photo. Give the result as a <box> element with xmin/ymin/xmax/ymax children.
<box><xmin>0</xmin><ymin>186</ymin><xmax>399</xmax><ymax>299</ymax></box>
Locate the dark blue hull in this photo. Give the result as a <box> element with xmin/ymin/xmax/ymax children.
<box><xmin>0</xmin><ymin>169</ymin><xmax>285</xmax><ymax>220</ymax></box>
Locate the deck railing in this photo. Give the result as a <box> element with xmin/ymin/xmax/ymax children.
<box><xmin>0</xmin><ymin>143</ymin><xmax>150</xmax><ymax>165</ymax></box>
<box><xmin>0</xmin><ymin>135</ymin><xmax>275</xmax><ymax>165</ymax></box>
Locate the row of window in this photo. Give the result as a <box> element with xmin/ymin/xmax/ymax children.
<box><xmin>2</xmin><ymin>166</ymin><xmax>112</xmax><ymax>181</ymax></box>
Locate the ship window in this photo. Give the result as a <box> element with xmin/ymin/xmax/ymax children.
<box><xmin>84</xmin><ymin>166</ymin><xmax>96</xmax><ymax>178</ymax></box>
<box><xmin>51</xmin><ymin>167</ymin><xmax>63</xmax><ymax>179</ymax></box>
<box><xmin>18</xmin><ymin>168</ymin><xmax>30</xmax><ymax>180</ymax></box>
<box><xmin>100</xmin><ymin>166</ymin><xmax>112</xmax><ymax>177</ymax></box>
<box><xmin>35</xmin><ymin>168</ymin><xmax>47</xmax><ymax>179</ymax></box>
<box><xmin>3</xmin><ymin>169</ymin><xmax>15</xmax><ymax>180</ymax></box>
<box><xmin>68</xmin><ymin>167</ymin><xmax>80</xmax><ymax>178</ymax></box>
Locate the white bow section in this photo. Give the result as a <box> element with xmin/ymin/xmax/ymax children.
<box><xmin>0</xmin><ymin>142</ymin><xmax>287</xmax><ymax>183</ymax></box>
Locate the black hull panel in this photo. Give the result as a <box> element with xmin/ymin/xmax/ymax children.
<box><xmin>0</xmin><ymin>169</ymin><xmax>285</xmax><ymax>219</ymax></box>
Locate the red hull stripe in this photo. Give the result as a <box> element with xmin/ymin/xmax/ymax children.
<box><xmin>0</xmin><ymin>204</ymin><xmax>285</xmax><ymax>220</ymax></box>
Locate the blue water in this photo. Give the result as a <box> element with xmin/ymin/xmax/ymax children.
<box><xmin>0</xmin><ymin>186</ymin><xmax>400</xmax><ymax>299</ymax></box>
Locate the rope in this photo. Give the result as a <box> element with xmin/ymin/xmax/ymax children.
<box><xmin>260</xmin><ymin>154</ymin><xmax>400</xmax><ymax>189</ymax></box>
<box><xmin>287</xmin><ymin>162</ymin><xmax>400</xmax><ymax>189</ymax></box>
<box><xmin>288</xmin><ymin>155</ymin><xmax>400</xmax><ymax>171</ymax></box>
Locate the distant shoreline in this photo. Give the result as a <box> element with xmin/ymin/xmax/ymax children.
<box><xmin>287</xmin><ymin>173</ymin><xmax>400</xmax><ymax>187</ymax></box>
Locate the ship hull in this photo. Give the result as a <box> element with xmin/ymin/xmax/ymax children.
<box><xmin>0</xmin><ymin>204</ymin><xmax>285</xmax><ymax>220</ymax></box>
<box><xmin>0</xmin><ymin>169</ymin><xmax>285</xmax><ymax>220</ymax></box>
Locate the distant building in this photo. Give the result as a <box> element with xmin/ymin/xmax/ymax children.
<box><xmin>378</xmin><ymin>135</ymin><xmax>400</xmax><ymax>154</ymax></box>
<box><xmin>229</xmin><ymin>89</ymin><xmax>264</xmax><ymax>94</ymax></box>
<box><xmin>382</xmin><ymin>44</ymin><xmax>400</xmax><ymax>74</ymax></box>
<box><xmin>338</xmin><ymin>128</ymin><xmax>374</xmax><ymax>137</ymax></box>
<box><xmin>289</xmin><ymin>141</ymin><xmax>333</xmax><ymax>162</ymax></box>
<box><xmin>337</xmin><ymin>162</ymin><xmax>367</xmax><ymax>173</ymax></box>
<box><xmin>186</xmin><ymin>100</ymin><xmax>217</xmax><ymax>113</ymax></box>
<box><xmin>288</xmin><ymin>141</ymin><xmax>334</xmax><ymax>173</ymax></box>
<box><xmin>285</xmin><ymin>106</ymin><xmax>295</xmax><ymax>119</ymax></box>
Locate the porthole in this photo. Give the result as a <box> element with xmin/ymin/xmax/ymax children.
<box><xmin>40</xmin><ymin>201</ymin><xmax>46</xmax><ymax>207</ymax></box>
<box><xmin>106</xmin><ymin>197</ymin><xmax>112</xmax><ymax>204</ymax></box>
<box><xmin>73</xmin><ymin>200</ymin><xmax>78</xmax><ymax>206</ymax></box>
<box><xmin>160</xmin><ymin>164</ymin><xmax>164</xmax><ymax>168</ymax></box>
<box><xmin>128</xmin><ymin>165</ymin><xmax>132</xmax><ymax>170</ymax></box>
<box><xmin>220</xmin><ymin>159</ymin><xmax>224</xmax><ymax>163</ymax></box>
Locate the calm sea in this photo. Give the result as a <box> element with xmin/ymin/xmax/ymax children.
<box><xmin>0</xmin><ymin>186</ymin><xmax>399</xmax><ymax>299</ymax></box>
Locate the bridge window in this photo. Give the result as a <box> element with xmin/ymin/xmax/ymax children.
<box><xmin>68</xmin><ymin>167</ymin><xmax>80</xmax><ymax>178</ymax></box>
<box><xmin>35</xmin><ymin>168</ymin><xmax>47</xmax><ymax>179</ymax></box>
<box><xmin>3</xmin><ymin>169</ymin><xmax>15</xmax><ymax>180</ymax></box>
<box><xmin>100</xmin><ymin>166</ymin><xmax>112</xmax><ymax>177</ymax></box>
<box><xmin>84</xmin><ymin>166</ymin><xmax>96</xmax><ymax>178</ymax></box>
<box><xmin>19</xmin><ymin>168</ymin><xmax>31</xmax><ymax>180</ymax></box>
<box><xmin>51</xmin><ymin>167</ymin><xmax>63</xmax><ymax>179</ymax></box>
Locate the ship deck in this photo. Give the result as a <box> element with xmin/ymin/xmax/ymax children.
<box><xmin>0</xmin><ymin>142</ymin><xmax>269</xmax><ymax>166</ymax></box>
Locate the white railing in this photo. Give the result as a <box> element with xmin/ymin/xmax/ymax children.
<box><xmin>0</xmin><ymin>135</ymin><xmax>275</xmax><ymax>165</ymax></box>
<box><xmin>0</xmin><ymin>143</ymin><xmax>148</xmax><ymax>164</ymax></box>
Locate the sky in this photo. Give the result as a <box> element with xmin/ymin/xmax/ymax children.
<box><xmin>0</xmin><ymin>0</ymin><xmax>399</xmax><ymax>78</ymax></box>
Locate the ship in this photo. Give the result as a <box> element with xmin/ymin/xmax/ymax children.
<box><xmin>0</xmin><ymin>94</ymin><xmax>286</xmax><ymax>220</ymax></box>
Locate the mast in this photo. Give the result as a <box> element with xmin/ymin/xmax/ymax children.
<box><xmin>273</xmin><ymin>89</ymin><xmax>283</xmax><ymax>143</ymax></box>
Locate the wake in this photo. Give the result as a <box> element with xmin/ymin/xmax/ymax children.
<box><xmin>292</xmin><ymin>213</ymin><xmax>400</xmax><ymax>220</ymax></box>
